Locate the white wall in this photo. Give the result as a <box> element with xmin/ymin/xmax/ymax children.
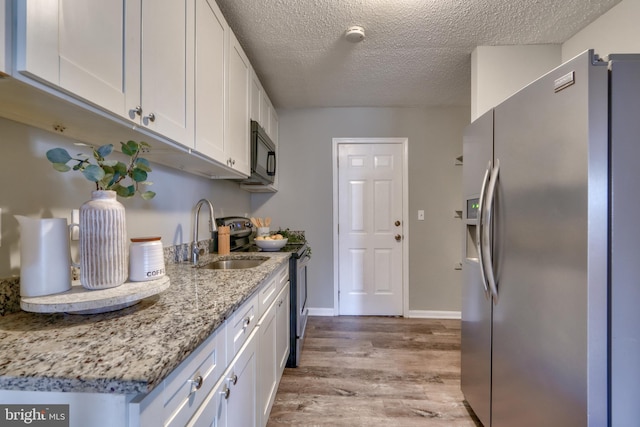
<box><xmin>471</xmin><ymin>0</ymin><xmax>640</xmax><ymax>122</ymax></box>
<box><xmin>471</xmin><ymin>45</ymin><xmax>561</xmax><ymax>121</ymax></box>
<box><xmin>0</xmin><ymin>117</ymin><xmax>251</xmax><ymax>277</ymax></box>
<box><xmin>1</xmin><ymin>0</ymin><xmax>6</xmax><ymax>73</ymax></box>
<box><xmin>251</xmin><ymin>106</ymin><xmax>470</xmax><ymax>313</ymax></box>
<box><xmin>562</xmin><ymin>0</ymin><xmax>640</xmax><ymax>61</ymax></box>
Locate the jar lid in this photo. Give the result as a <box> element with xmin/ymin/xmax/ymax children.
<box><xmin>130</xmin><ymin>236</ymin><xmax>162</xmax><ymax>242</ymax></box>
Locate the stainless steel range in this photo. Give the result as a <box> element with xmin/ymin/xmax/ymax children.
<box><xmin>215</xmin><ymin>217</ymin><xmax>309</xmax><ymax>367</ymax></box>
<box><xmin>284</xmin><ymin>242</ymin><xmax>310</xmax><ymax>367</ymax></box>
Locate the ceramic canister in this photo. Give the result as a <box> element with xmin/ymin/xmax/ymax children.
<box><xmin>129</xmin><ymin>237</ymin><xmax>165</xmax><ymax>282</ymax></box>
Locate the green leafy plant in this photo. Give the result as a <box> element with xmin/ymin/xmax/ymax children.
<box><xmin>46</xmin><ymin>141</ymin><xmax>156</xmax><ymax>200</ymax></box>
<box><xmin>275</xmin><ymin>228</ymin><xmax>311</xmax><ymax>257</ymax></box>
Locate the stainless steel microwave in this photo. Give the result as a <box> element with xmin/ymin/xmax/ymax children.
<box><xmin>243</xmin><ymin>120</ymin><xmax>276</xmax><ymax>185</ymax></box>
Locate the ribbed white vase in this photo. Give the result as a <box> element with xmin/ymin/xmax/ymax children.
<box><xmin>79</xmin><ymin>190</ymin><xmax>127</xmax><ymax>290</ymax></box>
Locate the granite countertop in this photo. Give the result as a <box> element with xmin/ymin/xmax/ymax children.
<box><xmin>0</xmin><ymin>252</ymin><xmax>290</xmax><ymax>396</ymax></box>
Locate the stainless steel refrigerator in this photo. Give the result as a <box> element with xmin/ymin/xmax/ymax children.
<box><xmin>461</xmin><ymin>50</ymin><xmax>640</xmax><ymax>427</ymax></box>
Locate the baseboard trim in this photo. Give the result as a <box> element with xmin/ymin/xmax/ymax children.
<box><xmin>307</xmin><ymin>307</ymin><xmax>336</xmax><ymax>316</ymax></box>
<box><xmin>407</xmin><ymin>310</ymin><xmax>461</xmax><ymax>319</ymax></box>
<box><xmin>307</xmin><ymin>308</ymin><xmax>461</xmax><ymax>319</ymax></box>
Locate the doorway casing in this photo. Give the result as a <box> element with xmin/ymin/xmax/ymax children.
<box><xmin>332</xmin><ymin>137</ymin><xmax>409</xmax><ymax>316</ymax></box>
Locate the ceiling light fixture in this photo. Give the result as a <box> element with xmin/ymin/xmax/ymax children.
<box><xmin>345</xmin><ymin>26</ymin><xmax>365</xmax><ymax>42</ymax></box>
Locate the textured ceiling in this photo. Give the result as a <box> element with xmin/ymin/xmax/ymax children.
<box><xmin>214</xmin><ymin>0</ymin><xmax>621</xmax><ymax>108</ymax></box>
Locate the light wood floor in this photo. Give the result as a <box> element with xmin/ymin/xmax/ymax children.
<box><xmin>267</xmin><ymin>316</ymin><xmax>482</xmax><ymax>427</ymax></box>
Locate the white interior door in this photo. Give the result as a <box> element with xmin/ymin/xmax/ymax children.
<box><xmin>338</xmin><ymin>142</ymin><xmax>405</xmax><ymax>315</ymax></box>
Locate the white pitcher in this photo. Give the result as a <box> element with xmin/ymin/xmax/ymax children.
<box><xmin>15</xmin><ymin>215</ymin><xmax>73</xmax><ymax>297</ymax></box>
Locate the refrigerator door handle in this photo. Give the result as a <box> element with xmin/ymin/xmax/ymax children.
<box><xmin>476</xmin><ymin>161</ymin><xmax>492</xmax><ymax>294</ymax></box>
<box><xmin>483</xmin><ymin>159</ymin><xmax>500</xmax><ymax>301</ymax></box>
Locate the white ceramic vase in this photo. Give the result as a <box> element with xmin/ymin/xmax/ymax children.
<box><xmin>79</xmin><ymin>190</ymin><xmax>128</xmax><ymax>290</ymax></box>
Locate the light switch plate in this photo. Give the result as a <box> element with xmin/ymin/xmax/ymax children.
<box><xmin>418</xmin><ymin>210</ymin><xmax>425</xmax><ymax>221</ymax></box>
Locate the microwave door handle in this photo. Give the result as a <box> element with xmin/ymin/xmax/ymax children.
<box><xmin>267</xmin><ymin>151</ymin><xmax>276</xmax><ymax>176</ymax></box>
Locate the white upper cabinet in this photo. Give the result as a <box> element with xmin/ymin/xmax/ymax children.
<box><xmin>251</xmin><ymin>69</ymin><xmax>275</xmax><ymax>139</ymax></box>
<box><xmin>15</xmin><ymin>0</ymin><xmax>194</xmax><ymax>147</ymax></box>
<box><xmin>10</xmin><ymin>0</ymin><xmax>273</xmax><ymax>181</ymax></box>
<box><xmin>269</xmin><ymin>105</ymin><xmax>279</xmax><ymax>144</ymax></box>
<box><xmin>15</xmin><ymin>0</ymin><xmax>140</xmax><ymax>119</ymax></box>
<box><xmin>195</xmin><ymin>0</ymin><xmax>248</xmax><ymax>177</ymax></box>
<box><xmin>227</xmin><ymin>31</ymin><xmax>251</xmax><ymax>175</ymax></box>
<box><xmin>260</xmin><ymin>92</ymin><xmax>272</xmax><ymax>136</ymax></box>
<box><xmin>194</xmin><ymin>0</ymin><xmax>226</xmax><ymax>161</ymax></box>
<box><xmin>250</xmin><ymin>69</ymin><xmax>262</xmax><ymax>123</ymax></box>
<box><xmin>140</xmin><ymin>0</ymin><xmax>194</xmax><ymax>146</ymax></box>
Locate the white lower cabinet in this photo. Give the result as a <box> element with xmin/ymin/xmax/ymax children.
<box><xmin>187</xmin><ymin>323</ymin><xmax>258</xmax><ymax>427</ymax></box>
<box><xmin>226</xmin><ymin>328</ymin><xmax>258</xmax><ymax>427</ymax></box>
<box><xmin>257</xmin><ymin>293</ymin><xmax>278</xmax><ymax>426</ymax></box>
<box><xmin>257</xmin><ymin>281</ymin><xmax>290</xmax><ymax>426</ymax></box>
<box><xmin>132</xmin><ymin>262</ymin><xmax>289</xmax><ymax>427</ymax></box>
<box><xmin>187</xmin><ymin>374</ymin><xmax>227</xmax><ymax>427</ymax></box>
<box><xmin>130</xmin><ymin>325</ymin><xmax>226</xmax><ymax>427</ymax></box>
<box><xmin>276</xmin><ymin>282</ymin><xmax>291</xmax><ymax>377</ymax></box>
<box><xmin>257</xmin><ymin>268</ymin><xmax>290</xmax><ymax>427</ymax></box>
<box><xmin>0</xmin><ymin>263</ymin><xmax>291</xmax><ymax>427</ymax></box>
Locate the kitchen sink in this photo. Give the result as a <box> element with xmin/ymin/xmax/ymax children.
<box><xmin>199</xmin><ymin>257</ymin><xmax>268</xmax><ymax>270</ymax></box>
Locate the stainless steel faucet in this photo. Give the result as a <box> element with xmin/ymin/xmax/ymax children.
<box><xmin>192</xmin><ymin>199</ymin><xmax>216</xmax><ymax>264</ymax></box>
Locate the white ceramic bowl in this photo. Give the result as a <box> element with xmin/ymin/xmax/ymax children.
<box><xmin>254</xmin><ymin>238</ymin><xmax>288</xmax><ymax>251</ymax></box>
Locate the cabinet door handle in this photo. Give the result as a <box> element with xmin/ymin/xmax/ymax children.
<box><xmin>132</xmin><ymin>105</ymin><xmax>143</xmax><ymax>116</ymax></box>
<box><xmin>189</xmin><ymin>374</ymin><xmax>203</xmax><ymax>393</ymax></box>
<box><xmin>221</xmin><ymin>385</ymin><xmax>230</xmax><ymax>400</ymax></box>
<box><xmin>229</xmin><ymin>373</ymin><xmax>238</xmax><ymax>385</ymax></box>
<box><xmin>145</xmin><ymin>112</ymin><xmax>156</xmax><ymax>123</ymax></box>
<box><xmin>242</xmin><ymin>317</ymin><xmax>251</xmax><ymax>329</ymax></box>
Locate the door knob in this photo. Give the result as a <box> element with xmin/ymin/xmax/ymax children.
<box><xmin>394</xmin><ymin>220</ymin><xmax>401</xmax><ymax>226</ymax></box>
<box><xmin>395</xmin><ymin>234</ymin><xmax>402</xmax><ymax>242</ymax></box>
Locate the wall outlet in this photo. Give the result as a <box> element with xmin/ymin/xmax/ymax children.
<box><xmin>71</xmin><ymin>209</ymin><xmax>80</xmax><ymax>240</ymax></box>
<box><xmin>418</xmin><ymin>210</ymin><xmax>425</xmax><ymax>221</ymax></box>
